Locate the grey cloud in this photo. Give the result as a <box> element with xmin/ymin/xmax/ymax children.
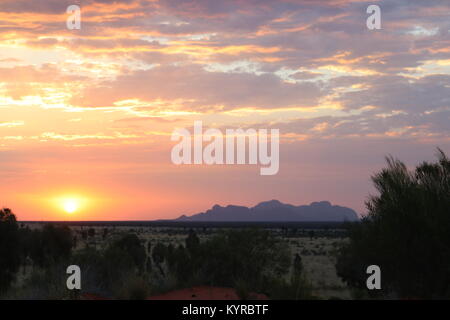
<box><xmin>71</xmin><ymin>64</ymin><xmax>324</xmax><ymax>109</ymax></box>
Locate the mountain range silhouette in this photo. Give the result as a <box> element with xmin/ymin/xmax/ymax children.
<box><xmin>176</xmin><ymin>200</ymin><xmax>359</xmax><ymax>222</ymax></box>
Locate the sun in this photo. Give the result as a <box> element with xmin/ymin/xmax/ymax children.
<box><xmin>50</xmin><ymin>194</ymin><xmax>91</xmax><ymax>217</ymax></box>
<box><xmin>63</xmin><ymin>199</ymin><xmax>79</xmax><ymax>214</ymax></box>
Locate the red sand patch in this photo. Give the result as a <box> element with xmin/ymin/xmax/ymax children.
<box><xmin>147</xmin><ymin>286</ymin><xmax>268</xmax><ymax>300</ymax></box>
<box><xmin>81</xmin><ymin>286</ymin><xmax>268</xmax><ymax>300</ymax></box>
<box><xmin>80</xmin><ymin>293</ymin><xmax>110</xmax><ymax>300</ymax></box>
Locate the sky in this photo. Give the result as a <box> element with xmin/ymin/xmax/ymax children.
<box><xmin>0</xmin><ymin>0</ymin><xmax>449</xmax><ymax>220</ymax></box>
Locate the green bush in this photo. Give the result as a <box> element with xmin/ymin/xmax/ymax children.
<box><xmin>0</xmin><ymin>209</ymin><xmax>21</xmax><ymax>294</ymax></box>
<box><xmin>336</xmin><ymin>149</ymin><xmax>450</xmax><ymax>299</ymax></box>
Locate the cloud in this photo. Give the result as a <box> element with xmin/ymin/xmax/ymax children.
<box><xmin>0</xmin><ymin>0</ymin><xmax>449</xmax><ymax>218</ymax></box>
<box><xmin>336</xmin><ymin>74</ymin><xmax>450</xmax><ymax>112</ymax></box>
<box><xmin>0</xmin><ymin>121</ymin><xmax>24</xmax><ymax>127</ymax></box>
<box><xmin>71</xmin><ymin>64</ymin><xmax>324</xmax><ymax>110</ymax></box>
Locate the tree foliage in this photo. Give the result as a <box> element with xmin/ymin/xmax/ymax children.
<box><xmin>162</xmin><ymin>228</ymin><xmax>293</xmax><ymax>297</ymax></box>
<box><xmin>72</xmin><ymin>233</ymin><xmax>146</xmax><ymax>297</ymax></box>
<box><xmin>0</xmin><ymin>208</ymin><xmax>21</xmax><ymax>293</ymax></box>
<box><xmin>336</xmin><ymin>149</ymin><xmax>450</xmax><ymax>298</ymax></box>
<box><xmin>31</xmin><ymin>224</ymin><xmax>73</xmax><ymax>267</ymax></box>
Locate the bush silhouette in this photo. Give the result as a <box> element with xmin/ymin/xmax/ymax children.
<box><xmin>26</xmin><ymin>224</ymin><xmax>73</xmax><ymax>267</ymax></box>
<box><xmin>72</xmin><ymin>233</ymin><xmax>147</xmax><ymax>297</ymax></box>
<box><xmin>336</xmin><ymin>149</ymin><xmax>450</xmax><ymax>299</ymax></box>
<box><xmin>0</xmin><ymin>209</ymin><xmax>21</xmax><ymax>294</ymax></box>
<box><xmin>164</xmin><ymin>228</ymin><xmax>294</xmax><ymax>297</ymax></box>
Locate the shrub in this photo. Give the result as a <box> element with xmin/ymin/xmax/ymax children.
<box><xmin>0</xmin><ymin>209</ymin><xmax>20</xmax><ymax>294</ymax></box>
<box><xmin>336</xmin><ymin>149</ymin><xmax>450</xmax><ymax>299</ymax></box>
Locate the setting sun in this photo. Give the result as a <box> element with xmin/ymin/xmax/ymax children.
<box><xmin>49</xmin><ymin>194</ymin><xmax>91</xmax><ymax>217</ymax></box>
<box><xmin>63</xmin><ymin>199</ymin><xmax>79</xmax><ymax>214</ymax></box>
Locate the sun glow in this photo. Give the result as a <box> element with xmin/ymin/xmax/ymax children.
<box><xmin>51</xmin><ymin>195</ymin><xmax>89</xmax><ymax>216</ymax></box>
<box><xmin>63</xmin><ymin>199</ymin><xmax>79</xmax><ymax>214</ymax></box>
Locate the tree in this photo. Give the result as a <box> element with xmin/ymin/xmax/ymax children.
<box><xmin>102</xmin><ymin>228</ymin><xmax>109</xmax><ymax>240</ymax></box>
<box><xmin>152</xmin><ymin>242</ymin><xmax>167</xmax><ymax>277</ymax></box>
<box><xmin>88</xmin><ymin>228</ymin><xmax>96</xmax><ymax>238</ymax></box>
<box><xmin>28</xmin><ymin>224</ymin><xmax>73</xmax><ymax>267</ymax></box>
<box><xmin>336</xmin><ymin>149</ymin><xmax>450</xmax><ymax>299</ymax></box>
<box><xmin>166</xmin><ymin>228</ymin><xmax>291</xmax><ymax>295</ymax></box>
<box><xmin>147</xmin><ymin>240</ymin><xmax>152</xmax><ymax>255</ymax></box>
<box><xmin>111</xmin><ymin>233</ymin><xmax>146</xmax><ymax>272</ymax></box>
<box><xmin>146</xmin><ymin>257</ymin><xmax>152</xmax><ymax>273</ymax></box>
<box><xmin>293</xmin><ymin>253</ymin><xmax>303</xmax><ymax>276</ymax></box>
<box><xmin>74</xmin><ymin>233</ymin><xmax>147</xmax><ymax>295</ymax></box>
<box><xmin>0</xmin><ymin>208</ymin><xmax>21</xmax><ymax>294</ymax></box>
<box><xmin>185</xmin><ymin>229</ymin><xmax>200</xmax><ymax>253</ymax></box>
